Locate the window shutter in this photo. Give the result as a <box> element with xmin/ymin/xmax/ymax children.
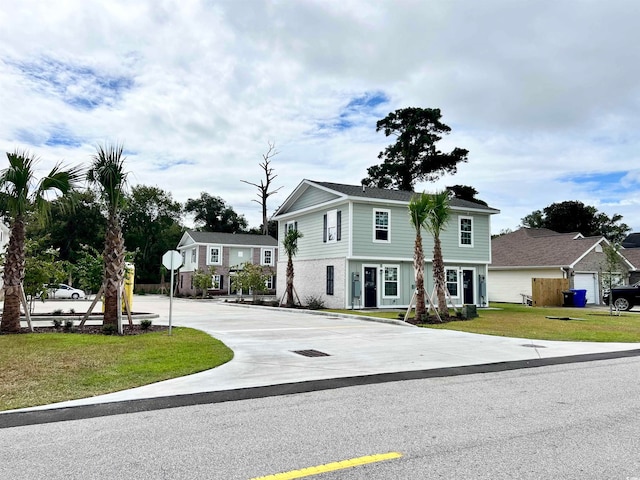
<box><xmin>337</xmin><ymin>211</ymin><xmax>342</xmax><ymax>241</ymax></box>
<box><xmin>323</xmin><ymin>214</ymin><xmax>327</xmax><ymax>243</ymax></box>
<box><xmin>220</xmin><ymin>275</ymin><xmax>224</xmax><ymax>289</ymax></box>
<box><xmin>294</xmin><ymin>221</ymin><xmax>298</xmax><ymax>231</ymax></box>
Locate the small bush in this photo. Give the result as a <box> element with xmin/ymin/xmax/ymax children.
<box><xmin>102</xmin><ymin>324</ymin><xmax>118</xmax><ymax>335</ymax></box>
<box><xmin>63</xmin><ymin>320</ymin><xmax>75</xmax><ymax>332</ymax></box>
<box><xmin>52</xmin><ymin>309</ymin><xmax>63</xmax><ymax>315</ymax></box>
<box><xmin>140</xmin><ymin>319</ymin><xmax>152</xmax><ymax>331</ymax></box>
<box><xmin>52</xmin><ymin>318</ymin><xmax>62</xmax><ymax>330</ymax></box>
<box><xmin>305</xmin><ymin>295</ymin><xmax>325</xmax><ymax>310</ymax></box>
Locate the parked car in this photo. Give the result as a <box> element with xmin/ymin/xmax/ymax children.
<box><xmin>603</xmin><ymin>281</ymin><xmax>640</xmax><ymax>311</ymax></box>
<box><xmin>47</xmin><ymin>284</ymin><xmax>86</xmax><ymax>299</ymax></box>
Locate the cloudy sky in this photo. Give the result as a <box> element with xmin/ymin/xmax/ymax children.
<box><xmin>1</xmin><ymin>0</ymin><xmax>639</xmax><ymax>234</ymax></box>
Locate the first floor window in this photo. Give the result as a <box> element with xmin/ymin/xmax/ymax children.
<box><xmin>265</xmin><ymin>276</ymin><xmax>274</xmax><ymax>290</ymax></box>
<box><xmin>326</xmin><ymin>266</ymin><xmax>334</xmax><ymax>295</ymax></box>
<box><xmin>446</xmin><ymin>269</ymin><xmax>459</xmax><ymax>297</ymax></box>
<box><xmin>383</xmin><ymin>266</ymin><xmax>399</xmax><ymax>297</ymax></box>
<box><xmin>212</xmin><ymin>275</ymin><xmax>222</xmax><ymax>289</ymax></box>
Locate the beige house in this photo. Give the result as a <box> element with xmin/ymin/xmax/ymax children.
<box><xmin>489</xmin><ymin>228</ymin><xmax>633</xmax><ymax>304</ymax></box>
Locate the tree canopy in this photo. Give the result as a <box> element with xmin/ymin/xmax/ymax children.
<box><xmin>521</xmin><ymin>200</ymin><xmax>630</xmax><ymax>243</ymax></box>
<box><xmin>446</xmin><ymin>185</ymin><xmax>488</xmax><ymax>206</ymax></box>
<box><xmin>362</xmin><ymin>107</ymin><xmax>469</xmax><ymax>191</ymax></box>
<box><xmin>185</xmin><ymin>192</ymin><xmax>248</xmax><ymax>232</ymax></box>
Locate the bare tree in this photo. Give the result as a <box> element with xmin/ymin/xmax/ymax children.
<box><xmin>241</xmin><ymin>141</ymin><xmax>282</xmax><ymax>235</ymax></box>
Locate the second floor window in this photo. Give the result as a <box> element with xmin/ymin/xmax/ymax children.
<box><xmin>460</xmin><ymin>216</ymin><xmax>473</xmax><ymax>247</ymax></box>
<box><xmin>191</xmin><ymin>248</ymin><xmax>196</xmax><ymax>263</ymax></box>
<box><xmin>374</xmin><ymin>210</ymin><xmax>390</xmax><ymax>242</ymax></box>
<box><xmin>262</xmin><ymin>249</ymin><xmax>273</xmax><ymax>265</ymax></box>
<box><xmin>209</xmin><ymin>246</ymin><xmax>221</xmax><ymax>264</ymax></box>
<box><xmin>323</xmin><ymin>210</ymin><xmax>342</xmax><ymax>243</ymax></box>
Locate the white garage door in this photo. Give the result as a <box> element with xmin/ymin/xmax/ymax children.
<box><xmin>574</xmin><ymin>273</ymin><xmax>599</xmax><ymax>304</ymax></box>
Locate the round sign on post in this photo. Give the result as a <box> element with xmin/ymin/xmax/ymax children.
<box><xmin>162</xmin><ymin>250</ymin><xmax>183</xmax><ymax>271</ymax></box>
<box><xmin>162</xmin><ymin>250</ymin><xmax>183</xmax><ymax>335</ymax></box>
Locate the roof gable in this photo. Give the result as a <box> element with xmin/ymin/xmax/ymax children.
<box><xmin>491</xmin><ymin>228</ymin><xmax>606</xmax><ymax>267</ymax></box>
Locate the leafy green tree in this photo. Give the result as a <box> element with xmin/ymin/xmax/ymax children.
<box><xmin>232</xmin><ymin>262</ymin><xmax>272</xmax><ymax>302</ymax></box>
<box><xmin>72</xmin><ymin>245</ymin><xmax>104</xmax><ymax>295</ymax></box>
<box><xmin>601</xmin><ymin>243</ymin><xmax>623</xmax><ymax>315</ymax></box>
<box><xmin>423</xmin><ymin>191</ymin><xmax>452</xmax><ymax>320</ymax></box>
<box><xmin>185</xmin><ymin>192</ymin><xmax>248</xmax><ymax>232</ymax></box>
<box><xmin>23</xmin><ymin>240</ymin><xmax>67</xmax><ymax>313</ymax></box>
<box><xmin>192</xmin><ymin>267</ymin><xmax>216</xmax><ymax>298</ymax></box>
<box><xmin>362</xmin><ymin>107</ymin><xmax>469</xmax><ymax>191</ymax></box>
<box><xmin>521</xmin><ymin>201</ymin><xmax>630</xmax><ymax>243</ymax></box>
<box><xmin>122</xmin><ymin>185</ymin><xmax>184</xmax><ymax>284</ymax></box>
<box><xmin>446</xmin><ymin>185</ymin><xmax>488</xmax><ymax>206</ymax></box>
<box><xmin>408</xmin><ymin>193</ymin><xmax>431</xmax><ymax>321</ymax></box>
<box><xmin>0</xmin><ymin>150</ymin><xmax>82</xmax><ymax>333</ymax></box>
<box><xmin>26</xmin><ymin>189</ymin><xmax>106</xmax><ymax>263</ymax></box>
<box><xmin>87</xmin><ymin>143</ymin><xmax>129</xmax><ymax>328</ymax></box>
<box><xmin>283</xmin><ymin>228</ymin><xmax>303</xmax><ymax>307</ymax></box>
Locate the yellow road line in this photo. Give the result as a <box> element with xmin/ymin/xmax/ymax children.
<box><xmin>250</xmin><ymin>452</ymin><xmax>403</xmax><ymax>479</ymax></box>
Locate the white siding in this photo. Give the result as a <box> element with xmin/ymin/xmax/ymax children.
<box><xmin>489</xmin><ymin>268</ymin><xmax>562</xmax><ymax>303</ymax></box>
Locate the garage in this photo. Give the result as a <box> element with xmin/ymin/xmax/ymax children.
<box><xmin>574</xmin><ymin>272</ymin><xmax>599</xmax><ymax>304</ymax></box>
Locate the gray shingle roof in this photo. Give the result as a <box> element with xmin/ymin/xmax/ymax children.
<box><xmin>186</xmin><ymin>231</ymin><xmax>277</xmax><ymax>246</ymax></box>
<box><xmin>491</xmin><ymin>228</ymin><xmax>603</xmax><ymax>267</ymax></box>
<box><xmin>310</xmin><ymin>180</ymin><xmax>499</xmax><ymax>212</ymax></box>
<box><xmin>620</xmin><ymin>247</ymin><xmax>640</xmax><ymax>270</ymax></box>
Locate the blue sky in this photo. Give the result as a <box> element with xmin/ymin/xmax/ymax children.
<box><xmin>1</xmin><ymin>0</ymin><xmax>639</xmax><ymax>234</ymax></box>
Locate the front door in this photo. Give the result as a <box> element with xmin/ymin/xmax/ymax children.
<box><xmin>364</xmin><ymin>267</ymin><xmax>377</xmax><ymax>308</ymax></box>
<box><xmin>462</xmin><ymin>269</ymin><xmax>474</xmax><ymax>304</ymax></box>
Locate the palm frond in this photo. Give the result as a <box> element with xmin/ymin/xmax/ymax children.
<box><xmin>88</xmin><ymin>142</ymin><xmax>129</xmax><ymax>212</ymax></box>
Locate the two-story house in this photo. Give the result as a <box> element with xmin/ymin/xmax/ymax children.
<box><xmin>272</xmin><ymin>180</ymin><xmax>500</xmax><ymax>309</ymax></box>
<box><xmin>176</xmin><ymin>231</ymin><xmax>278</xmax><ymax>296</ymax></box>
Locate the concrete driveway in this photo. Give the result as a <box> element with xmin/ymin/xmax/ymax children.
<box><xmin>8</xmin><ymin>294</ymin><xmax>640</xmax><ymax>415</ymax></box>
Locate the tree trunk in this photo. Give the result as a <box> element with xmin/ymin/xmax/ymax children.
<box><xmin>1</xmin><ymin>217</ymin><xmax>26</xmax><ymax>333</ymax></box>
<box><xmin>103</xmin><ymin>212</ymin><xmax>125</xmax><ymax>327</ymax></box>
<box><xmin>414</xmin><ymin>231</ymin><xmax>426</xmax><ymax>321</ymax></box>
<box><xmin>285</xmin><ymin>256</ymin><xmax>294</xmax><ymax>307</ymax></box>
<box><xmin>432</xmin><ymin>235</ymin><xmax>448</xmax><ymax>320</ymax></box>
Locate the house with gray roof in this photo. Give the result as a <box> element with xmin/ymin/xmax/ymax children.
<box><xmin>272</xmin><ymin>179</ymin><xmax>500</xmax><ymax>309</ymax></box>
<box><xmin>176</xmin><ymin>231</ymin><xmax>277</xmax><ymax>296</ymax></box>
<box><xmin>489</xmin><ymin>228</ymin><xmax>633</xmax><ymax>304</ymax></box>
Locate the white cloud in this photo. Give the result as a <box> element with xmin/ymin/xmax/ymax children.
<box><xmin>1</xmin><ymin>0</ymin><xmax>639</xmax><ymax>234</ymax></box>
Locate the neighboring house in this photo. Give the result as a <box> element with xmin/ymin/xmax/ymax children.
<box><xmin>271</xmin><ymin>180</ymin><xmax>500</xmax><ymax>310</ymax></box>
<box><xmin>622</xmin><ymin>232</ymin><xmax>640</xmax><ymax>249</ymax></box>
<box><xmin>489</xmin><ymin>228</ymin><xmax>633</xmax><ymax>304</ymax></box>
<box><xmin>176</xmin><ymin>231</ymin><xmax>278</xmax><ymax>296</ymax></box>
<box><xmin>620</xmin><ymin>248</ymin><xmax>640</xmax><ymax>284</ymax></box>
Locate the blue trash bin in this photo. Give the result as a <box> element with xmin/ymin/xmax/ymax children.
<box><xmin>570</xmin><ymin>289</ymin><xmax>587</xmax><ymax>307</ymax></box>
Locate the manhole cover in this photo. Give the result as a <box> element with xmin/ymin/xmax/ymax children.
<box><xmin>521</xmin><ymin>344</ymin><xmax>547</xmax><ymax>348</ymax></box>
<box><xmin>292</xmin><ymin>349</ymin><xmax>330</xmax><ymax>357</ymax></box>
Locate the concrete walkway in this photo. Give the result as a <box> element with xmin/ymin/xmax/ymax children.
<box><xmin>8</xmin><ymin>295</ymin><xmax>640</xmax><ymax>414</ymax></box>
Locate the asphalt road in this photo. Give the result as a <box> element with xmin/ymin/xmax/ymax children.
<box><xmin>1</xmin><ymin>357</ymin><xmax>638</xmax><ymax>479</ymax></box>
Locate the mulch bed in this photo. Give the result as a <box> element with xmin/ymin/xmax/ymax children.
<box><xmin>16</xmin><ymin>325</ymin><xmax>169</xmax><ymax>335</ymax></box>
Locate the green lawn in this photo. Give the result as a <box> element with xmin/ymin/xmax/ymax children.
<box><xmin>0</xmin><ymin>327</ymin><xmax>233</xmax><ymax>411</ymax></box>
<box><xmin>325</xmin><ymin>303</ymin><xmax>640</xmax><ymax>343</ymax></box>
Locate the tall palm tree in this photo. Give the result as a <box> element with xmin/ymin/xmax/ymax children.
<box><xmin>283</xmin><ymin>228</ymin><xmax>303</xmax><ymax>307</ymax></box>
<box><xmin>408</xmin><ymin>192</ymin><xmax>431</xmax><ymax>321</ymax></box>
<box><xmin>423</xmin><ymin>190</ymin><xmax>451</xmax><ymax>320</ymax></box>
<box><xmin>87</xmin><ymin>143</ymin><xmax>129</xmax><ymax>328</ymax></box>
<box><xmin>0</xmin><ymin>150</ymin><xmax>82</xmax><ymax>333</ymax></box>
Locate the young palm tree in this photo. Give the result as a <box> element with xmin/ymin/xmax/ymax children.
<box><xmin>283</xmin><ymin>228</ymin><xmax>303</xmax><ymax>307</ymax></box>
<box><xmin>0</xmin><ymin>150</ymin><xmax>82</xmax><ymax>333</ymax></box>
<box><xmin>423</xmin><ymin>191</ymin><xmax>452</xmax><ymax>320</ymax></box>
<box><xmin>408</xmin><ymin>193</ymin><xmax>431</xmax><ymax>321</ymax></box>
<box><xmin>87</xmin><ymin>143</ymin><xmax>129</xmax><ymax>328</ymax></box>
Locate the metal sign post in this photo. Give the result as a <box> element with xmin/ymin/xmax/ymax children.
<box><xmin>162</xmin><ymin>250</ymin><xmax>183</xmax><ymax>336</ymax></box>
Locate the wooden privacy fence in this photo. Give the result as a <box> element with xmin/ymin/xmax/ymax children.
<box><xmin>531</xmin><ymin>278</ymin><xmax>569</xmax><ymax>307</ymax></box>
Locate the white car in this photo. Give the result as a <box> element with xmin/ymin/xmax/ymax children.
<box><xmin>48</xmin><ymin>284</ymin><xmax>86</xmax><ymax>299</ymax></box>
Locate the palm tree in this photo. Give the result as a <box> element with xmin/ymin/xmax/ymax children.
<box><xmin>423</xmin><ymin>191</ymin><xmax>452</xmax><ymax>320</ymax></box>
<box><xmin>87</xmin><ymin>143</ymin><xmax>129</xmax><ymax>328</ymax></box>
<box><xmin>0</xmin><ymin>150</ymin><xmax>82</xmax><ymax>333</ymax></box>
<box><xmin>282</xmin><ymin>228</ymin><xmax>303</xmax><ymax>307</ymax></box>
<box><xmin>408</xmin><ymin>193</ymin><xmax>431</xmax><ymax>321</ymax></box>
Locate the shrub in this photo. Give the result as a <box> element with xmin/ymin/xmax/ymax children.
<box><xmin>52</xmin><ymin>318</ymin><xmax>62</xmax><ymax>330</ymax></box>
<box><xmin>305</xmin><ymin>295</ymin><xmax>325</xmax><ymax>310</ymax></box>
<box><xmin>102</xmin><ymin>324</ymin><xmax>118</xmax><ymax>335</ymax></box>
<box><xmin>52</xmin><ymin>309</ymin><xmax>63</xmax><ymax>315</ymax></box>
<box><xmin>140</xmin><ymin>319</ymin><xmax>152</xmax><ymax>331</ymax></box>
<box><xmin>63</xmin><ymin>320</ymin><xmax>75</xmax><ymax>332</ymax></box>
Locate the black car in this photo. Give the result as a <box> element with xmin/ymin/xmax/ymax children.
<box><xmin>603</xmin><ymin>281</ymin><xmax>640</xmax><ymax>311</ymax></box>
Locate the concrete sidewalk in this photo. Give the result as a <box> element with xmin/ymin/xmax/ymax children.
<box><xmin>7</xmin><ymin>295</ymin><xmax>640</xmax><ymax>414</ymax></box>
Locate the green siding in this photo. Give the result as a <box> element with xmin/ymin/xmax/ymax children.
<box><xmin>229</xmin><ymin>247</ymin><xmax>253</xmax><ymax>268</ymax></box>
<box><xmin>287</xmin><ymin>186</ymin><xmax>340</xmax><ymax>213</ymax></box>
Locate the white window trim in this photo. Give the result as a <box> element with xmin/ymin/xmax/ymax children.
<box><xmin>373</xmin><ymin>209</ymin><xmax>391</xmax><ymax>243</ymax></box>
<box><xmin>446</xmin><ymin>267</ymin><xmax>461</xmax><ymax>298</ymax></box>
<box><xmin>382</xmin><ymin>264</ymin><xmax>400</xmax><ymax>299</ymax></box>
<box><xmin>190</xmin><ymin>248</ymin><xmax>197</xmax><ymax>265</ymax></box>
<box><xmin>207</xmin><ymin>245</ymin><xmax>222</xmax><ymax>265</ymax></box>
<box><xmin>264</xmin><ymin>275</ymin><xmax>274</xmax><ymax>290</ymax></box>
<box><xmin>212</xmin><ymin>274</ymin><xmax>221</xmax><ymax>289</ymax></box>
<box><xmin>459</xmin><ymin>216</ymin><xmax>474</xmax><ymax>248</ymax></box>
<box><xmin>261</xmin><ymin>248</ymin><xmax>274</xmax><ymax>266</ymax></box>
<box><xmin>326</xmin><ymin>209</ymin><xmax>338</xmax><ymax>243</ymax></box>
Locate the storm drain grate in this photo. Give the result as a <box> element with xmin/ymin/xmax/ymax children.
<box><xmin>521</xmin><ymin>344</ymin><xmax>547</xmax><ymax>348</ymax></box>
<box><xmin>292</xmin><ymin>349</ymin><xmax>331</xmax><ymax>357</ymax></box>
